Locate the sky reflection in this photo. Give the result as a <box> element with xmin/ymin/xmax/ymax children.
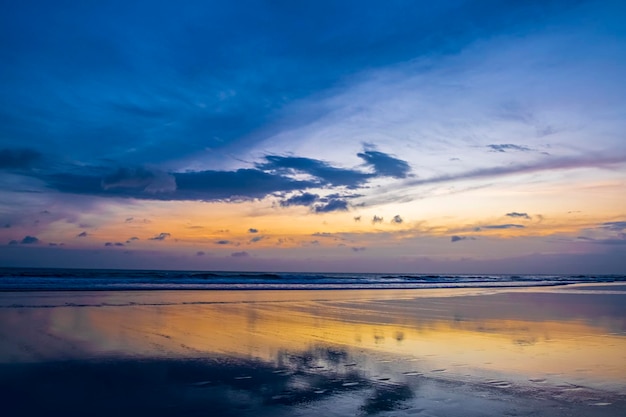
<box><xmin>1</xmin><ymin>286</ymin><xmax>626</xmax><ymax>415</ymax></box>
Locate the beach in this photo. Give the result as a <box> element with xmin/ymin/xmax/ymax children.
<box><xmin>1</xmin><ymin>283</ymin><xmax>625</xmax><ymax>416</ymax></box>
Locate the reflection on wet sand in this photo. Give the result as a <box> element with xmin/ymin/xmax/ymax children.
<box><xmin>0</xmin><ymin>284</ymin><xmax>625</xmax><ymax>416</ymax></box>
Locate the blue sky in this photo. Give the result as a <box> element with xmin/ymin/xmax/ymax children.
<box><xmin>1</xmin><ymin>0</ymin><xmax>625</xmax><ymax>272</ymax></box>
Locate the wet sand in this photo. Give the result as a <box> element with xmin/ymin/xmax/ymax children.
<box><xmin>1</xmin><ymin>283</ymin><xmax>625</xmax><ymax>416</ymax></box>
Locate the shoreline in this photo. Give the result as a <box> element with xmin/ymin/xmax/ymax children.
<box><xmin>1</xmin><ymin>282</ymin><xmax>625</xmax><ymax>416</ymax></box>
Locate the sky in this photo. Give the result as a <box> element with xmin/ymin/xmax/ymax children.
<box><xmin>1</xmin><ymin>0</ymin><xmax>625</xmax><ymax>273</ymax></box>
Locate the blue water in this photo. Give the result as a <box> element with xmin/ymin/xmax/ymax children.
<box><xmin>0</xmin><ymin>268</ymin><xmax>624</xmax><ymax>291</ymax></box>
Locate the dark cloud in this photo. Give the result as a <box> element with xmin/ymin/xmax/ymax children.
<box><xmin>351</xmin><ymin>247</ymin><xmax>366</xmax><ymax>252</ymax></box>
<box><xmin>280</xmin><ymin>193</ymin><xmax>319</xmax><ymax>207</ymax></box>
<box><xmin>372</xmin><ymin>215</ymin><xmax>383</xmax><ymax>224</ymax></box>
<box><xmin>482</xmin><ymin>224</ymin><xmax>525</xmax><ymax>229</ymax></box>
<box><xmin>357</xmin><ymin>150</ymin><xmax>411</xmax><ymax>178</ymax></box>
<box><xmin>126</xmin><ymin>237</ymin><xmax>139</xmax><ymax>243</ymax></box>
<box><xmin>8</xmin><ymin>240</ymin><xmax>18</xmax><ymax>245</ymax></box>
<box><xmin>0</xmin><ymin>148</ymin><xmax>41</xmax><ymax>169</ymax></box>
<box><xmin>20</xmin><ymin>235</ymin><xmax>39</xmax><ymax>244</ymax></box>
<box><xmin>44</xmin><ymin>166</ymin><xmax>316</xmax><ymax>202</ymax></box>
<box><xmin>354</xmin><ymin>216</ymin><xmax>361</xmax><ymax>222</ymax></box>
<box><xmin>313</xmin><ymin>199</ymin><xmax>348</xmax><ymax>213</ymax></box>
<box><xmin>103</xmin><ymin>242</ymin><xmax>126</xmax><ymax>247</ymax></box>
<box><xmin>216</xmin><ymin>240</ymin><xmax>231</xmax><ymax>245</ymax></box>
<box><xmin>601</xmin><ymin>221</ymin><xmax>626</xmax><ymax>231</ymax></box>
<box><xmin>506</xmin><ymin>212</ymin><xmax>531</xmax><ymax>220</ymax></box>
<box><xmin>487</xmin><ymin>144</ymin><xmax>531</xmax><ymax>153</ymax></box>
<box><xmin>257</xmin><ymin>155</ymin><xmax>371</xmax><ymax>188</ymax></box>
<box><xmin>77</xmin><ymin>231</ymin><xmax>88</xmax><ymax>238</ymax></box>
<box><xmin>231</xmin><ymin>251</ymin><xmax>249</xmax><ymax>258</ymax></box>
<box><xmin>391</xmin><ymin>215</ymin><xmax>403</xmax><ymax>224</ymax></box>
<box><xmin>149</xmin><ymin>232</ymin><xmax>171</xmax><ymax>241</ymax></box>
<box><xmin>102</xmin><ymin>167</ymin><xmax>176</xmax><ymax>194</ymax></box>
<box><xmin>250</xmin><ymin>236</ymin><xmax>263</xmax><ymax>243</ymax></box>
<box><xmin>248</xmin><ymin>228</ymin><xmax>258</xmax><ymax>234</ymax></box>
<box><xmin>32</xmin><ymin>150</ymin><xmax>406</xmax><ymax>204</ymax></box>
<box><xmin>174</xmin><ymin>169</ymin><xmax>317</xmax><ymax>200</ymax></box>
<box><xmin>312</xmin><ymin>232</ymin><xmax>333</xmax><ymax>237</ymax></box>
<box><xmin>451</xmin><ymin>235</ymin><xmax>476</xmax><ymax>242</ymax></box>
<box><xmin>196</xmin><ymin>251</ymin><xmax>206</xmax><ymax>256</ymax></box>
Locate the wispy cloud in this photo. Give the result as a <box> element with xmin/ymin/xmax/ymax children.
<box><xmin>451</xmin><ymin>235</ymin><xmax>475</xmax><ymax>242</ymax></box>
<box><xmin>487</xmin><ymin>144</ymin><xmax>531</xmax><ymax>153</ymax></box>
<box><xmin>506</xmin><ymin>212</ymin><xmax>531</xmax><ymax>220</ymax></box>
<box><xmin>480</xmin><ymin>224</ymin><xmax>525</xmax><ymax>230</ymax></box>
<box><xmin>405</xmin><ymin>154</ymin><xmax>626</xmax><ymax>189</ymax></box>
<box><xmin>149</xmin><ymin>232</ymin><xmax>171</xmax><ymax>241</ymax></box>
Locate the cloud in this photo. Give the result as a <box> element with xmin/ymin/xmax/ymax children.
<box><xmin>0</xmin><ymin>148</ymin><xmax>41</xmax><ymax>170</ymax></box>
<box><xmin>601</xmin><ymin>221</ymin><xmax>626</xmax><ymax>231</ymax></box>
<box><xmin>481</xmin><ymin>224</ymin><xmax>525</xmax><ymax>230</ymax></box>
<box><xmin>487</xmin><ymin>144</ymin><xmax>531</xmax><ymax>153</ymax></box>
<box><xmin>77</xmin><ymin>231</ymin><xmax>88</xmax><ymax>237</ymax></box>
<box><xmin>313</xmin><ymin>199</ymin><xmax>348</xmax><ymax>213</ymax></box>
<box><xmin>451</xmin><ymin>235</ymin><xmax>476</xmax><ymax>242</ymax></box>
<box><xmin>351</xmin><ymin>247</ymin><xmax>366</xmax><ymax>252</ymax></box>
<box><xmin>248</xmin><ymin>228</ymin><xmax>258</xmax><ymax>234</ymax></box>
<box><xmin>372</xmin><ymin>215</ymin><xmax>383</xmax><ymax>224</ymax></box>
<box><xmin>231</xmin><ymin>251</ymin><xmax>249</xmax><ymax>258</ymax></box>
<box><xmin>216</xmin><ymin>240</ymin><xmax>231</xmax><ymax>245</ymax></box>
<box><xmin>102</xmin><ymin>167</ymin><xmax>176</xmax><ymax>194</ymax></box>
<box><xmin>8</xmin><ymin>240</ymin><xmax>18</xmax><ymax>245</ymax></box>
<box><xmin>149</xmin><ymin>232</ymin><xmax>171</xmax><ymax>241</ymax></box>
<box><xmin>280</xmin><ymin>193</ymin><xmax>319</xmax><ymax>207</ymax></box>
<box><xmin>196</xmin><ymin>251</ymin><xmax>206</xmax><ymax>256</ymax></box>
<box><xmin>404</xmin><ymin>154</ymin><xmax>626</xmax><ymax>190</ymax></box>
<box><xmin>354</xmin><ymin>216</ymin><xmax>361</xmax><ymax>222</ymax></box>
<box><xmin>312</xmin><ymin>232</ymin><xmax>333</xmax><ymax>237</ymax></box>
<box><xmin>506</xmin><ymin>212</ymin><xmax>531</xmax><ymax>220</ymax></box>
<box><xmin>45</xmin><ymin>165</ymin><xmax>317</xmax><ymax>202</ymax></box>
<box><xmin>250</xmin><ymin>236</ymin><xmax>263</xmax><ymax>243</ymax></box>
<box><xmin>20</xmin><ymin>235</ymin><xmax>40</xmax><ymax>244</ymax></box>
<box><xmin>357</xmin><ymin>150</ymin><xmax>411</xmax><ymax>178</ymax></box>
<box><xmin>257</xmin><ymin>155</ymin><xmax>371</xmax><ymax>188</ymax></box>
<box><xmin>391</xmin><ymin>215</ymin><xmax>403</xmax><ymax>224</ymax></box>
<box><xmin>126</xmin><ymin>237</ymin><xmax>139</xmax><ymax>243</ymax></box>
<box><xmin>576</xmin><ymin>235</ymin><xmax>626</xmax><ymax>245</ymax></box>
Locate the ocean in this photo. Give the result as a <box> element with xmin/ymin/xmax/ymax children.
<box><xmin>0</xmin><ymin>267</ymin><xmax>624</xmax><ymax>291</ymax></box>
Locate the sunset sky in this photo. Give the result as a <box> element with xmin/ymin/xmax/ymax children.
<box><xmin>1</xmin><ymin>0</ymin><xmax>625</xmax><ymax>273</ymax></box>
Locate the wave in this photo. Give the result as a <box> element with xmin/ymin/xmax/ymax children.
<box><xmin>0</xmin><ymin>268</ymin><xmax>624</xmax><ymax>291</ymax></box>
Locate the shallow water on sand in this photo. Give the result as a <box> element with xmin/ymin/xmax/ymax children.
<box><xmin>1</xmin><ymin>284</ymin><xmax>625</xmax><ymax>416</ymax></box>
